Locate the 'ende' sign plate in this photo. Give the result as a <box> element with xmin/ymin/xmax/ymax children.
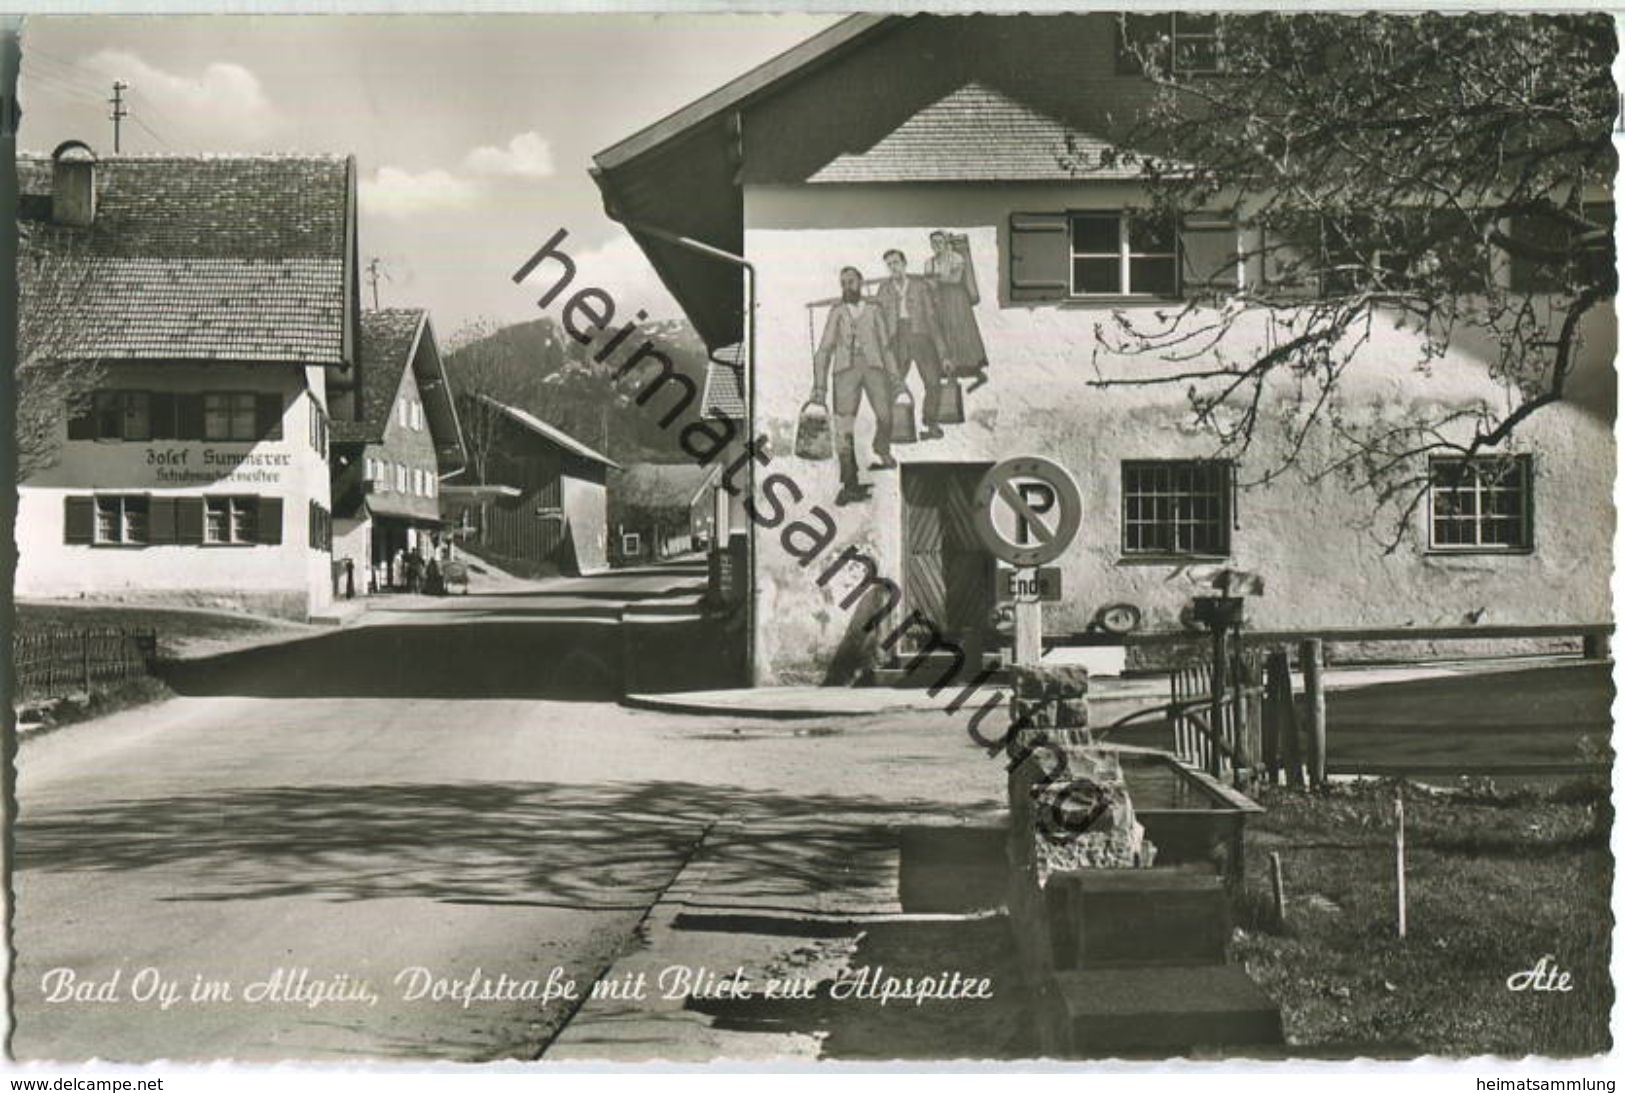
<box><xmin>999</xmin><ymin>567</ymin><xmax>1063</xmax><ymax>603</ymax></box>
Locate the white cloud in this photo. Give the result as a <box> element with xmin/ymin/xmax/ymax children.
<box><xmin>462</xmin><ymin>131</ymin><xmax>554</xmax><ymax>179</ymax></box>
<box><xmin>83</xmin><ymin>50</ymin><xmax>279</xmax><ymax>142</ymax></box>
<box><xmin>570</xmin><ymin>233</ymin><xmax>682</xmax><ymax>319</ymax></box>
<box><xmin>360</xmin><ymin>166</ymin><xmax>480</xmax><ymax>218</ymax></box>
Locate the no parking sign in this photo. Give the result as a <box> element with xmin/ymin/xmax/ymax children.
<box><xmin>971</xmin><ymin>456</ymin><xmax>1083</xmax><ymax>567</ymax></box>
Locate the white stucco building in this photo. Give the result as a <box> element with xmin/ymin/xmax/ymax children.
<box><xmin>15</xmin><ymin>143</ymin><xmax>361</xmax><ymax>619</ymax></box>
<box><xmin>591</xmin><ymin>14</ymin><xmax>1615</xmax><ymax>685</ymax></box>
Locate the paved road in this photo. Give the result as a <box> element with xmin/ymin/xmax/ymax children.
<box><xmin>10</xmin><ymin>565</ymin><xmax>1001</xmax><ymax>1063</ymax></box>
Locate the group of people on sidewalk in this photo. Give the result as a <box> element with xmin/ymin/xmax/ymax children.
<box><xmin>809</xmin><ymin>231</ymin><xmax>990</xmax><ymax>505</ymax></box>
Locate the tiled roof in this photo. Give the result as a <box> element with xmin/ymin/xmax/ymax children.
<box><xmin>35</xmin><ymin>256</ymin><xmax>344</xmax><ymax>363</ymax></box>
<box><xmin>810</xmin><ymin>82</ymin><xmax>1140</xmax><ymax>183</ymax></box>
<box><xmin>332</xmin><ymin>309</ymin><xmax>424</xmax><ymax>445</ymax></box>
<box><xmin>702</xmin><ymin>343</ymin><xmax>746</xmax><ymax>420</ymax></box>
<box><xmin>479</xmin><ymin>395</ymin><xmax>621</xmax><ymax>470</ymax></box>
<box><xmin>18</xmin><ymin>152</ymin><xmax>351</xmax><ymax>363</ymax></box>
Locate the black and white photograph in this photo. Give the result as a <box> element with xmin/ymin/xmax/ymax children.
<box><xmin>1</xmin><ymin>6</ymin><xmax>1619</xmax><ymax>1079</ymax></box>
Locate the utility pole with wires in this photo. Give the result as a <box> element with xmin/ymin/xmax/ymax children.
<box><xmin>364</xmin><ymin>257</ymin><xmax>391</xmax><ymax>310</ymax></box>
<box><xmin>108</xmin><ymin>80</ymin><xmax>127</xmax><ymax>153</ymax></box>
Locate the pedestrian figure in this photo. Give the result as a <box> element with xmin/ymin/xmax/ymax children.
<box><xmin>810</xmin><ymin>266</ymin><xmax>898</xmax><ymax>506</ymax></box>
<box><xmin>875</xmin><ymin>248</ymin><xmax>953</xmax><ymax>440</ymax></box>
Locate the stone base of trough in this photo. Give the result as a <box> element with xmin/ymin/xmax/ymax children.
<box><xmin>1046</xmin><ymin>964</ymin><xmax>1285</xmax><ymax>1057</ymax></box>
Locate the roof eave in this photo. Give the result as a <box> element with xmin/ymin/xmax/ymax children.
<box><xmin>592</xmin><ymin>14</ymin><xmax>897</xmax><ymax>173</ymax></box>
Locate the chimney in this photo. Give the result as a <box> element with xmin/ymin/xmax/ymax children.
<box><xmin>50</xmin><ymin>140</ymin><xmax>98</xmax><ymax>227</ymax></box>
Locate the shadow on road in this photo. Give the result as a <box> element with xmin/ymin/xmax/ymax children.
<box><xmin>161</xmin><ymin>621</ymin><xmax>623</xmax><ymax>700</ymax></box>
<box><xmin>14</xmin><ymin>780</ymin><xmax>968</xmax><ymax>909</ymax></box>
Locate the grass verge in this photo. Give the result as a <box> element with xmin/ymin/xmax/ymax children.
<box><xmin>1234</xmin><ymin>777</ymin><xmax>1613</xmax><ymax>1057</ymax></box>
<box><xmin>15</xmin><ymin>601</ymin><xmax>312</xmax><ymax>660</ymax></box>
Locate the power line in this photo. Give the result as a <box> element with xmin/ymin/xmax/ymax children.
<box><xmin>20</xmin><ymin>66</ymin><xmax>106</xmax><ymax>109</ymax></box>
<box><xmin>129</xmin><ymin>113</ymin><xmax>174</xmax><ymax>152</ymax></box>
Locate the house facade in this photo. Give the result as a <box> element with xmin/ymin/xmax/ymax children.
<box><xmin>15</xmin><ymin>144</ymin><xmax>360</xmax><ymax>620</ymax></box>
<box><xmin>330</xmin><ymin>308</ymin><xmax>466</xmax><ymax>592</ymax></box>
<box><xmin>609</xmin><ymin>462</ymin><xmax>712</xmax><ymax>566</ymax></box>
<box><xmin>594</xmin><ymin>13</ymin><xmax>1616</xmax><ymax>685</ymax></box>
<box><xmin>442</xmin><ymin>395</ymin><xmax>615</xmax><ymax>577</ymax></box>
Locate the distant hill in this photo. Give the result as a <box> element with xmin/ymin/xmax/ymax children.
<box><xmin>444</xmin><ymin>315</ymin><xmax>712</xmax><ymax>466</ymax></box>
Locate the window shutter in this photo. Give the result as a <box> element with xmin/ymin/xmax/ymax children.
<box><xmin>149</xmin><ymin>497</ymin><xmax>178</xmax><ymax>543</ymax></box>
<box><xmin>257</xmin><ymin>394</ymin><xmax>284</xmax><ymax>440</ymax></box>
<box><xmin>177</xmin><ymin>394</ymin><xmax>205</xmax><ymax>440</ymax></box>
<box><xmin>1260</xmin><ymin>224</ymin><xmax>1318</xmax><ymax>298</ymax></box>
<box><xmin>257</xmin><ymin>497</ymin><xmax>284</xmax><ymax>545</ymax></box>
<box><xmin>66</xmin><ymin>403</ymin><xmax>95</xmax><ymax>441</ymax></box>
<box><xmin>63</xmin><ymin>496</ymin><xmax>94</xmax><ymax>544</ymax></box>
<box><xmin>1009</xmin><ymin>213</ymin><xmax>1070</xmax><ymax>302</ymax></box>
<box><xmin>176</xmin><ymin>497</ymin><xmax>205</xmax><ymax>544</ymax></box>
<box><xmin>1181</xmin><ymin>216</ymin><xmax>1240</xmax><ymax>294</ymax></box>
<box><xmin>150</xmin><ymin>393</ymin><xmax>177</xmax><ymax>440</ymax></box>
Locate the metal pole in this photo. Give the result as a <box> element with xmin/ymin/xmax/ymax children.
<box><xmin>610</xmin><ymin>218</ymin><xmax>757</xmax><ymax>684</ymax></box>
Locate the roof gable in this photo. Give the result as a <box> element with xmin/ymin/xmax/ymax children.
<box><xmin>333</xmin><ymin>308</ymin><xmax>422</xmax><ymax>444</ymax></box>
<box><xmin>477</xmin><ymin>395</ymin><xmax>621</xmax><ymax>470</ymax></box>
<box><xmin>810</xmin><ymin>82</ymin><xmax>1138</xmax><ymax>183</ymax></box>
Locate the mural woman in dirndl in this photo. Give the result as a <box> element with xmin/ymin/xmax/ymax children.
<box><xmin>926</xmin><ymin>230</ymin><xmax>989</xmax><ymax>392</ymax></box>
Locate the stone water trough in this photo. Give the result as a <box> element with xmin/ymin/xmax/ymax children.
<box><xmin>1002</xmin><ymin>662</ymin><xmax>1281</xmax><ymax>1058</ymax></box>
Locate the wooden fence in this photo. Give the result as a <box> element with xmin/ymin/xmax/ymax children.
<box><xmin>12</xmin><ymin>628</ymin><xmax>159</xmax><ymax>705</ymax></box>
<box><xmin>1170</xmin><ymin>651</ymin><xmax>1264</xmax><ymax>783</ymax></box>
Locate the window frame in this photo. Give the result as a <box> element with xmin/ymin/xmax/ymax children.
<box><xmin>1068</xmin><ymin>211</ymin><xmax>1181</xmax><ymax>299</ymax></box>
<box><xmin>1119</xmin><ymin>459</ymin><xmax>1234</xmax><ymax>560</ymax></box>
<box><xmin>1117</xmin><ymin>13</ymin><xmax>1226</xmax><ymax>77</ymax></box>
<box><xmin>1426</xmin><ymin>455</ymin><xmax>1534</xmax><ymax>554</ymax></box>
<box><xmin>204</xmin><ymin>495</ymin><xmax>260</xmax><ymax>546</ymax></box>
<box><xmin>204</xmin><ymin>392</ymin><xmax>260</xmax><ymax>442</ymax></box>
<box><xmin>91</xmin><ymin>494</ymin><xmax>151</xmax><ymax>546</ymax></box>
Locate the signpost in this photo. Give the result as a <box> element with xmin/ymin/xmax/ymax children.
<box><xmin>973</xmin><ymin>457</ymin><xmax>1083</xmax><ymax>666</ymax></box>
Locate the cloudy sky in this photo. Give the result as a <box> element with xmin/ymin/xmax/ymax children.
<box><xmin>19</xmin><ymin>14</ymin><xmax>838</xmax><ymax>339</ymax></box>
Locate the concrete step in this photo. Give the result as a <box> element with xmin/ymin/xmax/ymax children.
<box><xmin>1050</xmin><ymin>963</ymin><xmax>1283</xmax><ymax>1056</ymax></box>
<box><xmin>1047</xmin><ymin>867</ymin><xmax>1230</xmax><ymax>969</ymax></box>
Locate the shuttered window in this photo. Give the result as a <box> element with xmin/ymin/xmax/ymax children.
<box><xmin>63</xmin><ymin>495</ymin><xmax>153</xmax><ymax>545</ymax></box>
<box><xmin>200</xmin><ymin>495</ymin><xmax>282</xmax><ymax>545</ymax></box>
<box><xmin>1510</xmin><ymin>202</ymin><xmax>1615</xmax><ymax>295</ymax></box>
<box><xmin>308</xmin><ymin>501</ymin><xmax>332</xmax><ymax>551</ymax></box>
<box><xmin>1011</xmin><ymin>212</ymin><xmax>1238</xmax><ymax>302</ymax></box>
<box><xmin>68</xmin><ymin>391</ymin><xmax>275</xmax><ymax>441</ymax></box>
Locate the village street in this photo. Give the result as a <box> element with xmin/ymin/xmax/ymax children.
<box><xmin>9</xmin><ymin>564</ymin><xmax>1007</xmax><ymax>1063</ymax></box>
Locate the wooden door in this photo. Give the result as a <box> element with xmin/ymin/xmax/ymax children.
<box><xmin>902</xmin><ymin>464</ymin><xmax>996</xmax><ymax>650</ymax></box>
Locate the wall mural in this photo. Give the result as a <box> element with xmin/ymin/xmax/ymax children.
<box><xmin>801</xmin><ymin>232</ymin><xmax>989</xmax><ymax>506</ymax></box>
